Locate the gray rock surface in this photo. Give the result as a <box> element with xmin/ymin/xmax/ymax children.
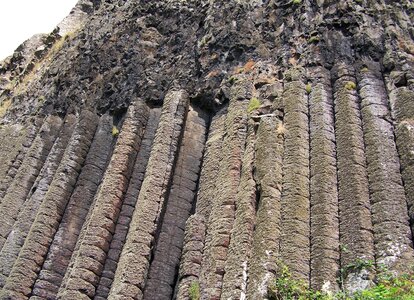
<box><xmin>0</xmin><ymin>0</ymin><xmax>414</xmax><ymax>299</ymax></box>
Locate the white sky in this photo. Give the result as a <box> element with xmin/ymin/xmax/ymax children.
<box><xmin>0</xmin><ymin>0</ymin><xmax>79</xmax><ymax>60</ymax></box>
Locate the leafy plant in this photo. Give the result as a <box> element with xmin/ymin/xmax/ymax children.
<box><xmin>228</xmin><ymin>76</ymin><xmax>239</xmax><ymax>84</ymax></box>
<box><xmin>345</xmin><ymin>81</ymin><xmax>357</xmax><ymax>90</ymax></box>
<box><xmin>189</xmin><ymin>281</ymin><xmax>200</xmax><ymax>300</ymax></box>
<box><xmin>338</xmin><ymin>259</ymin><xmax>374</xmax><ymax>290</ymax></box>
<box><xmin>247</xmin><ymin>97</ymin><xmax>261</xmax><ymax>113</ymax></box>
<box><xmin>112</xmin><ymin>126</ymin><xmax>120</xmax><ymax>137</ymax></box>
<box><xmin>268</xmin><ymin>263</ymin><xmax>414</xmax><ymax>300</ymax></box>
<box><xmin>306</xmin><ymin>84</ymin><xmax>312</xmax><ymax>94</ymax></box>
<box><xmin>292</xmin><ymin>0</ymin><xmax>302</xmax><ymax>4</ymax></box>
<box><xmin>355</xmin><ymin>272</ymin><xmax>414</xmax><ymax>300</ymax></box>
<box><xmin>308</xmin><ymin>36</ymin><xmax>320</xmax><ymax>44</ymax></box>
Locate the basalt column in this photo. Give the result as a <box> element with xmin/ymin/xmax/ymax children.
<box><xmin>279</xmin><ymin>69</ymin><xmax>310</xmax><ymax>283</ymax></box>
<box><xmin>220</xmin><ymin>119</ymin><xmax>256</xmax><ymax>300</ymax></box>
<box><xmin>387</xmin><ymin>78</ymin><xmax>414</xmax><ymax>239</ymax></box>
<box><xmin>357</xmin><ymin>64</ymin><xmax>414</xmax><ymax>272</ymax></box>
<box><xmin>31</xmin><ymin>114</ymin><xmax>114</xmax><ymax>299</ymax></box>
<box><xmin>0</xmin><ymin>118</ymin><xmax>41</xmax><ymax>200</ymax></box>
<box><xmin>0</xmin><ymin>110</ymin><xmax>98</xmax><ymax>299</ymax></box>
<box><xmin>0</xmin><ymin>115</ymin><xmax>63</xmax><ymax>250</ymax></box>
<box><xmin>108</xmin><ymin>90</ymin><xmax>189</xmax><ymax>300</ymax></box>
<box><xmin>57</xmin><ymin>101</ymin><xmax>149</xmax><ymax>299</ymax></box>
<box><xmin>175</xmin><ymin>107</ymin><xmax>227</xmax><ymax>299</ymax></box>
<box><xmin>0</xmin><ymin>114</ymin><xmax>76</xmax><ymax>288</ymax></box>
<box><xmin>143</xmin><ymin>105</ymin><xmax>208</xmax><ymax>300</ymax></box>
<box><xmin>95</xmin><ymin>108</ymin><xmax>161</xmax><ymax>300</ymax></box>
<box><xmin>246</xmin><ymin>114</ymin><xmax>284</xmax><ymax>299</ymax></box>
<box><xmin>332</xmin><ymin>64</ymin><xmax>375</xmax><ymax>292</ymax></box>
<box><xmin>198</xmin><ymin>77</ymin><xmax>250</xmax><ymax>300</ymax></box>
<box><xmin>308</xmin><ymin>67</ymin><xmax>340</xmax><ymax>292</ymax></box>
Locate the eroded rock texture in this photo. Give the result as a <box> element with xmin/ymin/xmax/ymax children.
<box><xmin>1</xmin><ymin>0</ymin><xmax>414</xmax><ymax>299</ymax></box>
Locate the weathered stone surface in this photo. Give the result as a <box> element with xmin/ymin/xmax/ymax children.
<box><xmin>388</xmin><ymin>86</ymin><xmax>414</xmax><ymax>239</ymax></box>
<box><xmin>57</xmin><ymin>101</ymin><xmax>149</xmax><ymax>299</ymax></box>
<box><xmin>143</xmin><ymin>105</ymin><xmax>208</xmax><ymax>300</ymax></box>
<box><xmin>0</xmin><ymin>118</ymin><xmax>40</xmax><ymax>200</ymax></box>
<box><xmin>199</xmin><ymin>77</ymin><xmax>250</xmax><ymax>300</ymax></box>
<box><xmin>0</xmin><ymin>115</ymin><xmax>63</xmax><ymax>251</ymax></box>
<box><xmin>108</xmin><ymin>90</ymin><xmax>189</xmax><ymax>299</ymax></box>
<box><xmin>32</xmin><ymin>113</ymin><xmax>113</xmax><ymax>299</ymax></box>
<box><xmin>176</xmin><ymin>215</ymin><xmax>206</xmax><ymax>300</ymax></box>
<box><xmin>217</xmin><ymin>118</ymin><xmax>255</xmax><ymax>300</ymax></box>
<box><xmin>279</xmin><ymin>70</ymin><xmax>310</xmax><ymax>284</ymax></box>
<box><xmin>0</xmin><ymin>114</ymin><xmax>76</xmax><ymax>288</ymax></box>
<box><xmin>95</xmin><ymin>108</ymin><xmax>161</xmax><ymax>299</ymax></box>
<box><xmin>247</xmin><ymin>115</ymin><xmax>284</xmax><ymax>300</ymax></box>
<box><xmin>193</xmin><ymin>107</ymin><xmax>226</xmax><ymax>221</ymax></box>
<box><xmin>0</xmin><ymin>110</ymin><xmax>98</xmax><ymax>299</ymax></box>
<box><xmin>1</xmin><ymin>0</ymin><xmax>414</xmax><ymax>299</ymax></box>
<box><xmin>358</xmin><ymin>66</ymin><xmax>414</xmax><ymax>272</ymax></box>
<box><xmin>309</xmin><ymin>67</ymin><xmax>340</xmax><ymax>292</ymax></box>
<box><xmin>332</xmin><ymin>64</ymin><xmax>375</xmax><ymax>292</ymax></box>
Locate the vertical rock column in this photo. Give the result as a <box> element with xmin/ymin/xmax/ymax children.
<box><xmin>0</xmin><ymin>118</ymin><xmax>41</xmax><ymax>200</ymax></box>
<box><xmin>198</xmin><ymin>78</ymin><xmax>250</xmax><ymax>300</ymax></box>
<box><xmin>175</xmin><ymin>108</ymin><xmax>226</xmax><ymax>300</ymax></box>
<box><xmin>0</xmin><ymin>114</ymin><xmax>76</xmax><ymax>288</ymax></box>
<box><xmin>0</xmin><ymin>110</ymin><xmax>98</xmax><ymax>300</ymax></box>
<box><xmin>332</xmin><ymin>64</ymin><xmax>374</xmax><ymax>292</ymax></box>
<box><xmin>95</xmin><ymin>108</ymin><xmax>161</xmax><ymax>300</ymax></box>
<box><xmin>143</xmin><ymin>105</ymin><xmax>208</xmax><ymax>300</ymax></box>
<box><xmin>31</xmin><ymin>114</ymin><xmax>114</xmax><ymax>299</ymax></box>
<box><xmin>57</xmin><ymin>101</ymin><xmax>149</xmax><ymax>299</ymax></box>
<box><xmin>279</xmin><ymin>69</ymin><xmax>310</xmax><ymax>283</ymax></box>
<box><xmin>191</xmin><ymin>107</ymin><xmax>227</xmax><ymax>220</ymax></box>
<box><xmin>387</xmin><ymin>81</ymin><xmax>414</xmax><ymax>239</ymax></box>
<box><xmin>0</xmin><ymin>115</ymin><xmax>63</xmax><ymax>250</ymax></box>
<box><xmin>108</xmin><ymin>90</ymin><xmax>189</xmax><ymax>300</ymax></box>
<box><xmin>308</xmin><ymin>67</ymin><xmax>340</xmax><ymax>291</ymax></box>
<box><xmin>217</xmin><ymin>118</ymin><xmax>256</xmax><ymax>300</ymax></box>
<box><xmin>247</xmin><ymin>115</ymin><xmax>284</xmax><ymax>299</ymax></box>
<box><xmin>358</xmin><ymin>64</ymin><xmax>414</xmax><ymax>272</ymax></box>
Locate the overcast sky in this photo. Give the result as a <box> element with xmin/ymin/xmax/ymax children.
<box><xmin>0</xmin><ymin>0</ymin><xmax>79</xmax><ymax>60</ymax></box>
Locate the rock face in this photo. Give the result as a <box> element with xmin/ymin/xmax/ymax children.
<box><xmin>0</xmin><ymin>0</ymin><xmax>414</xmax><ymax>299</ymax></box>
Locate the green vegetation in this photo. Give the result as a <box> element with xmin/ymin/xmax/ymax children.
<box><xmin>338</xmin><ymin>259</ymin><xmax>374</xmax><ymax>291</ymax></box>
<box><xmin>268</xmin><ymin>264</ymin><xmax>312</xmax><ymax>300</ymax></box>
<box><xmin>356</xmin><ymin>273</ymin><xmax>414</xmax><ymax>300</ymax></box>
<box><xmin>292</xmin><ymin>0</ymin><xmax>302</xmax><ymax>4</ymax></box>
<box><xmin>189</xmin><ymin>282</ymin><xmax>200</xmax><ymax>300</ymax></box>
<box><xmin>247</xmin><ymin>97</ymin><xmax>261</xmax><ymax>113</ymax></box>
<box><xmin>268</xmin><ymin>263</ymin><xmax>414</xmax><ymax>300</ymax></box>
<box><xmin>308</xmin><ymin>36</ymin><xmax>320</xmax><ymax>44</ymax></box>
<box><xmin>306</xmin><ymin>84</ymin><xmax>312</xmax><ymax>94</ymax></box>
<box><xmin>228</xmin><ymin>76</ymin><xmax>239</xmax><ymax>84</ymax></box>
<box><xmin>345</xmin><ymin>81</ymin><xmax>357</xmax><ymax>90</ymax></box>
<box><xmin>112</xmin><ymin>126</ymin><xmax>120</xmax><ymax>137</ymax></box>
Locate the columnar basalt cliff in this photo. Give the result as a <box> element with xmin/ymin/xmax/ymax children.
<box><xmin>0</xmin><ymin>0</ymin><xmax>414</xmax><ymax>299</ymax></box>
